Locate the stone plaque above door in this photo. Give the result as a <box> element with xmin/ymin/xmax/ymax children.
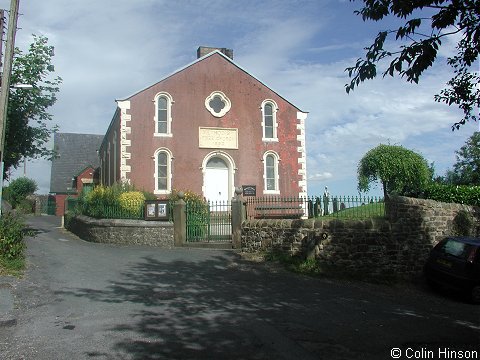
<box><xmin>199</xmin><ymin>127</ymin><xmax>238</xmax><ymax>149</ymax></box>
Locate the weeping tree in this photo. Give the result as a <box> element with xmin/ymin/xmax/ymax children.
<box><xmin>4</xmin><ymin>35</ymin><xmax>62</xmax><ymax>177</ymax></box>
<box><xmin>358</xmin><ymin>144</ymin><xmax>432</xmax><ymax>199</ymax></box>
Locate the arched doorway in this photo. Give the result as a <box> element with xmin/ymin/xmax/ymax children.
<box><xmin>202</xmin><ymin>151</ymin><xmax>236</xmax><ymax>203</ymax></box>
<box><xmin>204</xmin><ymin>157</ymin><xmax>229</xmax><ymax>202</ymax></box>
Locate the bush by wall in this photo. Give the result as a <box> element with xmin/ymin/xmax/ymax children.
<box><xmin>423</xmin><ymin>183</ymin><xmax>480</xmax><ymax>206</ymax></box>
<box><xmin>168</xmin><ymin>189</ymin><xmax>208</xmax><ymax>235</ymax></box>
<box><xmin>0</xmin><ymin>213</ymin><xmax>28</xmax><ymax>260</ymax></box>
<box><xmin>75</xmin><ymin>183</ymin><xmax>151</xmax><ymax>219</ymax></box>
<box><xmin>168</xmin><ymin>189</ymin><xmax>205</xmax><ymax>204</ymax></box>
<box><xmin>3</xmin><ymin>177</ymin><xmax>38</xmax><ymax>210</ymax></box>
<box><xmin>118</xmin><ymin>191</ymin><xmax>145</xmax><ymax>217</ymax></box>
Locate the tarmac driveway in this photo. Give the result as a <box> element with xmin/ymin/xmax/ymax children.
<box><xmin>0</xmin><ymin>215</ymin><xmax>479</xmax><ymax>360</ymax></box>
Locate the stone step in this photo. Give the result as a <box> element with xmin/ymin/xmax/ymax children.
<box><xmin>182</xmin><ymin>242</ymin><xmax>234</xmax><ymax>249</ymax></box>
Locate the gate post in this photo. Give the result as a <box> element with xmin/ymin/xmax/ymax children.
<box><xmin>173</xmin><ymin>192</ymin><xmax>186</xmax><ymax>246</ymax></box>
<box><xmin>231</xmin><ymin>187</ymin><xmax>244</xmax><ymax>249</ymax></box>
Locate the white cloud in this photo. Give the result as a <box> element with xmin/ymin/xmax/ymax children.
<box><xmin>308</xmin><ymin>172</ymin><xmax>333</xmax><ymax>182</ymax></box>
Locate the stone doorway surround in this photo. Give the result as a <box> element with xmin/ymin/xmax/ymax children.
<box><xmin>201</xmin><ymin>151</ymin><xmax>236</xmax><ymax>202</ymax></box>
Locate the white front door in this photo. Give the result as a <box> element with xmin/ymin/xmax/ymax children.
<box><xmin>204</xmin><ymin>157</ymin><xmax>229</xmax><ymax>202</ymax></box>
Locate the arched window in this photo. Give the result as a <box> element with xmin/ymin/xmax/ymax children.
<box><xmin>261</xmin><ymin>100</ymin><xmax>278</xmax><ymax>141</ymax></box>
<box><xmin>154</xmin><ymin>148</ymin><xmax>173</xmax><ymax>194</ymax></box>
<box><xmin>263</xmin><ymin>151</ymin><xmax>280</xmax><ymax>194</ymax></box>
<box><xmin>154</xmin><ymin>92</ymin><xmax>173</xmax><ymax>136</ymax></box>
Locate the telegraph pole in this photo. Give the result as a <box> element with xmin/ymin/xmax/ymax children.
<box><xmin>0</xmin><ymin>0</ymin><xmax>20</xmax><ymax>216</ymax></box>
<box><xmin>0</xmin><ymin>10</ymin><xmax>3</xmax><ymax>69</ymax></box>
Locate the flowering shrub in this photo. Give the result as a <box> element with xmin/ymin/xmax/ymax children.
<box><xmin>119</xmin><ymin>191</ymin><xmax>145</xmax><ymax>215</ymax></box>
<box><xmin>79</xmin><ymin>183</ymin><xmax>151</xmax><ymax>219</ymax></box>
<box><xmin>168</xmin><ymin>189</ymin><xmax>206</xmax><ymax>204</ymax></box>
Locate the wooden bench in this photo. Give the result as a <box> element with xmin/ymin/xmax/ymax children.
<box><xmin>254</xmin><ymin>204</ymin><xmax>304</xmax><ymax>219</ymax></box>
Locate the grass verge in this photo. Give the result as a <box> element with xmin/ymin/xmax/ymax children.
<box><xmin>321</xmin><ymin>202</ymin><xmax>385</xmax><ymax>219</ymax></box>
<box><xmin>0</xmin><ymin>256</ymin><xmax>25</xmax><ymax>277</ymax></box>
<box><xmin>261</xmin><ymin>250</ymin><xmax>398</xmax><ymax>284</ymax></box>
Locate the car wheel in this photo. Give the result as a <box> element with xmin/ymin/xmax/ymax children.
<box><xmin>471</xmin><ymin>286</ymin><xmax>480</xmax><ymax>304</ymax></box>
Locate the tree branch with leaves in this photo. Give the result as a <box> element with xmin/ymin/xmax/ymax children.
<box><xmin>346</xmin><ymin>0</ymin><xmax>479</xmax><ymax>130</ymax></box>
<box><xmin>4</xmin><ymin>35</ymin><xmax>62</xmax><ymax>178</ymax></box>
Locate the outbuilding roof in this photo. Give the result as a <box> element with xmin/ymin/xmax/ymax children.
<box><xmin>49</xmin><ymin>133</ymin><xmax>103</xmax><ymax>194</ymax></box>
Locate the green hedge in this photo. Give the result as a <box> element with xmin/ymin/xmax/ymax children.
<box><xmin>0</xmin><ymin>213</ymin><xmax>28</xmax><ymax>260</ymax></box>
<box><xmin>423</xmin><ymin>183</ymin><xmax>480</xmax><ymax>206</ymax></box>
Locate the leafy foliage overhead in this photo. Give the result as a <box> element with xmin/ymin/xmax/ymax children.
<box><xmin>4</xmin><ymin>35</ymin><xmax>62</xmax><ymax>177</ymax></box>
<box><xmin>345</xmin><ymin>0</ymin><xmax>480</xmax><ymax>130</ymax></box>
<box><xmin>358</xmin><ymin>144</ymin><xmax>431</xmax><ymax>198</ymax></box>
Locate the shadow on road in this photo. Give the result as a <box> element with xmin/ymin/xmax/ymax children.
<box><xmin>54</xmin><ymin>253</ymin><xmax>480</xmax><ymax>360</ymax></box>
<box><xmin>56</xmin><ymin>254</ymin><xmax>329</xmax><ymax>360</ymax></box>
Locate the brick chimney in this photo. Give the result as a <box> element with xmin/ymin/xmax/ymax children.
<box><xmin>197</xmin><ymin>46</ymin><xmax>233</xmax><ymax>60</ymax></box>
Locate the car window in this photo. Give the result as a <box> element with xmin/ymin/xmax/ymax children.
<box><xmin>441</xmin><ymin>239</ymin><xmax>471</xmax><ymax>259</ymax></box>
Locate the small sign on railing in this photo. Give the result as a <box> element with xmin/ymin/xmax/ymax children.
<box><xmin>144</xmin><ymin>200</ymin><xmax>169</xmax><ymax>221</ymax></box>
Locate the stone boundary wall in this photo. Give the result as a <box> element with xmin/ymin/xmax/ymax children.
<box><xmin>66</xmin><ymin>215</ymin><xmax>174</xmax><ymax>248</ymax></box>
<box><xmin>241</xmin><ymin>196</ymin><xmax>479</xmax><ymax>279</ymax></box>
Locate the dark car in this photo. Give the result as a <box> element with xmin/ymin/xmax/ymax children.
<box><xmin>424</xmin><ymin>236</ymin><xmax>480</xmax><ymax>304</ymax></box>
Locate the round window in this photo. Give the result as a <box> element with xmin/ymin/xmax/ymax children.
<box><xmin>205</xmin><ymin>91</ymin><xmax>231</xmax><ymax>117</ymax></box>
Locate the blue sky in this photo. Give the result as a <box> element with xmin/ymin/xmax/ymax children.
<box><xmin>4</xmin><ymin>0</ymin><xmax>479</xmax><ymax>196</ymax></box>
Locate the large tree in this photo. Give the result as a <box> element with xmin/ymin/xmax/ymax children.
<box><xmin>345</xmin><ymin>0</ymin><xmax>479</xmax><ymax>130</ymax></box>
<box><xmin>358</xmin><ymin>144</ymin><xmax>431</xmax><ymax>198</ymax></box>
<box><xmin>4</xmin><ymin>35</ymin><xmax>62</xmax><ymax>177</ymax></box>
<box><xmin>447</xmin><ymin>131</ymin><xmax>480</xmax><ymax>185</ymax></box>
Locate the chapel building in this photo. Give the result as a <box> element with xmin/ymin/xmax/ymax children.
<box><xmin>100</xmin><ymin>47</ymin><xmax>308</xmax><ymax>202</ymax></box>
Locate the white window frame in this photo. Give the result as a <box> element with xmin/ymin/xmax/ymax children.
<box><xmin>205</xmin><ymin>91</ymin><xmax>231</xmax><ymax>117</ymax></box>
<box><xmin>261</xmin><ymin>99</ymin><xmax>278</xmax><ymax>142</ymax></box>
<box><xmin>263</xmin><ymin>151</ymin><xmax>280</xmax><ymax>194</ymax></box>
<box><xmin>154</xmin><ymin>92</ymin><xmax>174</xmax><ymax>137</ymax></box>
<box><xmin>153</xmin><ymin>148</ymin><xmax>173</xmax><ymax>195</ymax></box>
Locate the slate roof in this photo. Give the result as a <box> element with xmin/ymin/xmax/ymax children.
<box><xmin>49</xmin><ymin>133</ymin><xmax>103</xmax><ymax>194</ymax></box>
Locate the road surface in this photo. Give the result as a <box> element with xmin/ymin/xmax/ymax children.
<box><xmin>0</xmin><ymin>215</ymin><xmax>479</xmax><ymax>359</ymax></box>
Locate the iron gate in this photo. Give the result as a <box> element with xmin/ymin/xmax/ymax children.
<box><xmin>186</xmin><ymin>200</ymin><xmax>232</xmax><ymax>242</ymax></box>
<box><xmin>45</xmin><ymin>196</ymin><xmax>56</xmax><ymax>215</ymax></box>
